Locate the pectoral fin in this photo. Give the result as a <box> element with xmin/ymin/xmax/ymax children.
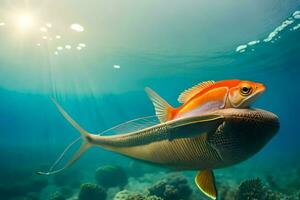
<box><xmin>195</xmin><ymin>170</ymin><xmax>217</xmax><ymax>200</ymax></box>
<box><xmin>168</xmin><ymin>114</ymin><xmax>224</xmax><ymax>140</ymax></box>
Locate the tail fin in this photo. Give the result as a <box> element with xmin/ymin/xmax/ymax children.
<box><xmin>37</xmin><ymin>98</ymin><xmax>93</xmax><ymax>175</ymax></box>
<box><xmin>145</xmin><ymin>87</ymin><xmax>174</xmax><ymax>123</ymax></box>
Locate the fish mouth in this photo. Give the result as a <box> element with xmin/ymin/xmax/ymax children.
<box><xmin>255</xmin><ymin>83</ymin><xmax>266</xmax><ymax>94</ymax></box>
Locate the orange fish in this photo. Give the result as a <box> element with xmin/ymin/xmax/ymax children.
<box><xmin>146</xmin><ymin>80</ymin><xmax>266</xmax><ymax>122</ymax></box>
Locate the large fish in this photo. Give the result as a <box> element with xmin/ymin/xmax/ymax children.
<box><xmin>39</xmin><ymin>100</ymin><xmax>279</xmax><ymax>200</ymax></box>
<box><xmin>146</xmin><ymin>80</ymin><xmax>266</xmax><ymax>122</ymax></box>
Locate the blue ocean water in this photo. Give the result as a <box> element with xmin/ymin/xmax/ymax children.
<box><xmin>0</xmin><ymin>1</ymin><xmax>300</xmax><ymax>200</ymax></box>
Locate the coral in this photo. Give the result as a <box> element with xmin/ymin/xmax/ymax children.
<box><xmin>235</xmin><ymin>178</ymin><xmax>265</xmax><ymax>200</ymax></box>
<box><xmin>53</xmin><ymin>169</ymin><xmax>82</xmax><ymax>187</ymax></box>
<box><xmin>235</xmin><ymin>178</ymin><xmax>285</xmax><ymax>200</ymax></box>
<box><xmin>78</xmin><ymin>183</ymin><xmax>106</xmax><ymax>200</ymax></box>
<box><xmin>146</xmin><ymin>196</ymin><xmax>163</xmax><ymax>200</ymax></box>
<box><xmin>50</xmin><ymin>191</ymin><xmax>66</xmax><ymax>200</ymax></box>
<box><xmin>113</xmin><ymin>190</ymin><xmax>163</xmax><ymax>200</ymax></box>
<box><xmin>113</xmin><ymin>190</ymin><xmax>131</xmax><ymax>200</ymax></box>
<box><xmin>147</xmin><ymin>173</ymin><xmax>192</xmax><ymax>200</ymax></box>
<box><xmin>264</xmin><ymin>190</ymin><xmax>283</xmax><ymax>200</ymax></box>
<box><xmin>95</xmin><ymin>165</ymin><xmax>128</xmax><ymax>188</ymax></box>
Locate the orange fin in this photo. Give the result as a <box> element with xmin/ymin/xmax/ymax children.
<box><xmin>195</xmin><ymin>170</ymin><xmax>218</xmax><ymax>200</ymax></box>
<box><xmin>145</xmin><ymin>87</ymin><xmax>174</xmax><ymax>123</ymax></box>
<box><xmin>178</xmin><ymin>81</ymin><xmax>215</xmax><ymax>103</ymax></box>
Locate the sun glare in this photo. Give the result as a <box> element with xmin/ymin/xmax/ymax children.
<box><xmin>4</xmin><ymin>10</ymin><xmax>87</xmax><ymax>54</ymax></box>
<box><xmin>16</xmin><ymin>14</ymin><xmax>34</xmax><ymax>31</ymax></box>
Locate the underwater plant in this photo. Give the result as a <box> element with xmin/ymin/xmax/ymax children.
<box><xmin>95</xmin><ymin>165</ymin><xmax>128</xmax><ymax>188</ymax></box>
<box><xmin>147</xmin><ymin>173</ymin><xmax>192</xmax><ymax>200</ymax></box>
<box><xmin>78</xmin><ymin>183</ymin><xmax>106</xmax><ymax>200</ymax></box>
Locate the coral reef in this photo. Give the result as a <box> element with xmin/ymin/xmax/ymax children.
<box><xmin>95</xmin><ymin>165</ymin><xmax>128</xmax><ymax>188</ymax></box>
<box><xmin>113</xmin><ymin>190</ymin><xmax>163</xmax><ymax>200</ymax></box>
<box><xmin>235</xmin><ymin>178</ymin><xmax>266</xmax><ymax>200</ymax></box>
<box><xmin>1</xmin><ymin>164</ymin><xmax>300</xmax><ymax>200</ymax></box>
<box><xmin>147</xmin><ymin>173</ymin><xmax>192</xmax><ymax>200</ymax></box>
<box><xmin>234</xmin><ymin>178</ymin><xmax>286</xmax><ymax>200</ymax></box>
<box><xmin>78</xmin><ymin>183</ymin><xmax>107</xmax><ymax>200</ymax></box>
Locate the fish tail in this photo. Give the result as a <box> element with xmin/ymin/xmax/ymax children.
<box><xmin>37</xmin><ymin>98</ymin><xmax>93</xmax><ymax>176</ymax></box>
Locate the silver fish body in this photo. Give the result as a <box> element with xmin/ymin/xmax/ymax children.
<box><xmin>88</xmin><ymin>108</ymin><xmax>279</xmax><ymax>170</ymax></box>
<box><xmin>39</xmin><ymin>103</ymin><xmax>279</xmax><ymax>200</ymax></box>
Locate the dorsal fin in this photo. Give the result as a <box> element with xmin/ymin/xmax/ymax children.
<box><xmin>178</xmin><ymin>81</ymin><xmax>215</xmax><ymax>103</ymax></box>
<box><xmin>145</xmin><ymin>87</ymin><xmax>174</xmax><ymax>123</ymax></box>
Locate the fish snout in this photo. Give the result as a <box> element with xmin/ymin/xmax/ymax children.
<box><xmin>255</xmin><ymin>83</ymin><xmax>266</xmax><ymax>94</ymax></box>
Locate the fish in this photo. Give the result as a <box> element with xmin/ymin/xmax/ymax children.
<box><xmin>38</xmin><ymin>100</ymin><xmax>279</xmax><ymax>200</ymax></box>
<box><xmin>145</xmin><ymin>80</ymin><xmax>266</xmax><ymax>122</ymax></box>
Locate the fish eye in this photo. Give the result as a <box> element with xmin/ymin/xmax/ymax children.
<box><xmin>240</xmin><ymin>85</ymin><xmax>252</xmax><ymax>96</ymax></box>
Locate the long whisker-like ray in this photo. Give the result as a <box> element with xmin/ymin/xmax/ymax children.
<box><xmin>40</xmin><ymin>114</ymin><xmax>157</xmax><ymax>175</ymax></box>
<box><xmin>97</xmin><ymin>115</ymin><xmax>157</xmax><ymax>136</ymax></box>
